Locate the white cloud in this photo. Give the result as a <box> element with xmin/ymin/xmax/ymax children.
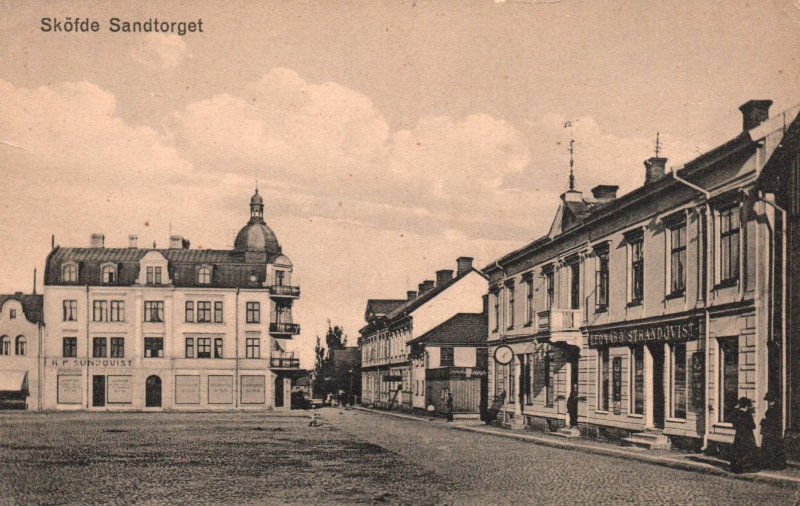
<box><xmin>132</xmin><ymin>34</ymin><xmax>188</xmax><ymax>68</ymax></box>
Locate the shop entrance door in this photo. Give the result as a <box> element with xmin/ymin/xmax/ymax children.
<box><xmin>275</xmin><ymin>375</ymin><xmax>284</xmax><ymax>408</ymax></box>
<box><xmin>649</xmin><ymin>344</ymin><xmax>665</xmax><ymax>429</ymax></box>
<box><xmin>92</xmin><ymin>375</ymin><xmax>106</xmax><ymax>407</ymax></box>
<box><xmin>145</xmin><ymin>375</ymin><xmax>162</xmax><ymax>407</ymax></box>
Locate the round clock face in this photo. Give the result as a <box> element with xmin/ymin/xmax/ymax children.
<box><xmin>494</xmin><ymin>345</ymin><xmax>514</xmax><ymax>365</ymax></box>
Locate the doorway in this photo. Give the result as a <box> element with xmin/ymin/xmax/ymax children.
<box><xmin>274</xmin><ymin>375</ymin><xmax>284</xmax><ymax>408</ymax></box>
<box><xmin>145</xmin><ymin>375</ymin><xmax>162</xmax><ymax>408</ymax></box>
<box><xmin>92</xmin><ymin>375</ymin><xmax>106</xmax><ymax>407</ymax></box>
<box><xmin>648</xmin><ymin>344</ymin><xmax>665</xmax><ymax>429</ymax></box>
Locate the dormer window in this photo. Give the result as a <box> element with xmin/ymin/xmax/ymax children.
<box><xmin>63</xmin><ymin>263</ymin><xmax>78</xmax><ymax>283</ymax></box>
<box><xmin>198</xmin><ymin>267</ymin><xmax>211</xmax><ymax>285</ymax></box>
<box><xmin>146</xmin><ymin>266</ymin><xmax>163</xmax><ymax>285</ymax></box>
<box><xmin>101</xmin><ymin>264</ymin><xmax>117</xmax><ymax>284</ymax></box>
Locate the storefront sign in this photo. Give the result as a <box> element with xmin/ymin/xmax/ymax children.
<box><xmin>240</xmin><ymin>375</ymin><xmax>265</xmax><ymax>404</ymax></box>
<box><xmin>50</xmin><ymin>358</ymin><xmax>134</xmax><ymax>368</ymax></box>
<box><xmin>588</xmin><ymin>319</ymin><xmax>702</xmax><ymax>347</ymax></box>
<box><xmin>208</xmin><ymin>375</ymin><xmax>233</xmax><ymax>404</ymax></box>
<box><xmin>448</xmin><ymin>368</ymin><xmax>487</xmax><ymax>378</ymax></box>
<box><xmin>175</xmin><ymin>375</ymin><xmax>200</xmax><ymax>404</ymax></box>
<box><xmin>57</xmin><ymin>375</ymin><xmax>82</xmax><ymax>404</ymax></box>
<box><xmin>107</xmin><ymin>375</ymin><xmax>133</xmax><ymax>404</ymax></box>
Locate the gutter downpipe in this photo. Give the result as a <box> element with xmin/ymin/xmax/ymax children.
<box><xmin>235</xmin><ymin>287</ymin><xmax>240</xmax><ymax>408</ymax></box>
<box><xmin>671</xmin><ymin>168</ymin><xmax>713</xmax><ymax>451</ymax></box>
<box><xmin>493</xmin><ymin>260</ymin><xmax>509</xmax><ymax>424</ymax></box>
<box><xmin>760</xmin><ymin>191</ymin><xmax>788</xmax><ymax>436</ymax></box>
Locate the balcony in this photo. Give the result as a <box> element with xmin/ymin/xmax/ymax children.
<box><xmin>269</xmin><ymin>285</ymin><xmax>300</xmax><ymax>299</ymax></box>
<box><xmin>269</xmin><ymin>322</ymin><xmax>301</xmax><ymax>337</ymax></box>
<box><xmin>270</xmin><ymin>352</ymin><xmax>300</xmax><ymax>369</ymax></box>
<box><xmin>537</xmin><ymin>308</ymin><xmax>582</xmax><ymax>347</ymax></box>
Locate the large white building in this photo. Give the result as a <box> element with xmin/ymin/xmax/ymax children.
<box><xmin>40</xmin><ymin>190</ymin><xmax>301</xmax><ymax>411</ymax></box>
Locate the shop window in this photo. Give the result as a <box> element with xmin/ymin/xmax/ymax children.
<box><xmin>720</xmin><ymin>337</ymin><xmax>739</xmax><ymax>423</ymax></box>
<box><xmin>93</xmin><ymin>337</ymin><xmax>107</xmax><ymax>358</ymax></box>
<box><xmin>440</xmin><ymin>347</ymin><xmax>454</xmax><ymax>367</ymax></box>
<box><xmin>110</xmin><ymin>337</ymin><xmax>124</xmax><ymax>358</ymax></box>
<box><xmin>15</xmin><ymin>336</ymin><xmax>26</xmax><ymax>356</ymax></box>
<box><xmin>598</xmin><ymin>348</ymin><xmax>610</xmax><ymax>411</ymax></box>
<box><xmin>185</xmin><ymin>338</ymin><xmax>195</xmax><ymax>358</ymax></box>
<box><xmin>595</xmin><ymin>248</ymin><xmax>609</xmax><ymax>312</ymax></box>
<box><xmin>523</xmin><ymin>353</ymin><xmax>534</xmax><ymax>404</ymax></box>
<box><xmin>719</xmin><ymin>206</ymin><xmax>740</xmax><ymax>285</ymax></box>
<box><xmin>144</xmin><ymin>337</ymin><xmax>164</xmax><ymax>358</ymax></box>
<box><xmin>671</xmin><ymin>342</ymin><xmax>687</xmax><ymax>419</ymax></box>
<box><xmin>197</xmin><ymin>301</ymin><xmax>211</xmax><ymax>322</ymax></box>
<box><xmin>631</xmin><ymin>345</ymin><xmax>645</xmax><ymax>415</ymax></box>
<box><xmin>144</xmin><ymin>301</ymin><xmax>164</xmax><ymax>322</ymax></box>
<box><xmin>214</xmin><ymin>301</ymin><xmax>223</xmax><ymax>323</ymax></box>
<box><xmin>63</xmin><ymin>300</ymin><xmax>77</xmax><ymax>322</ymax></box>
<box><xmin>246</xmin><ymin>338</ymin><xmax>260</xmax><ymax>358</ymax></box>
<box><xmin>544</xmin><ymin>350</ymin><xmax>553</xmax><ymax>407</ymax></box>
<box><xmin>246</xmin><ymin>302</ymin><xmax>260</xmax><ymax>323</ymax></box>
<box><xmin>63</xmin><ymin>337</ymin><xmax>77</xmax><ymax>358</ymax></box>
<box><xmin>668</xmin><ymin>223</ymin><xmax>687</xmax><ymax>295</ymax></box>
<box><xmin>62</xmin><ymin>263</ymin><xmax>78</xmax><ymax>283</ymax></box>
<box><xmin>0</xmin><ymin>335</ymin><xmax>9</xmax><ymax>355</ymax></box>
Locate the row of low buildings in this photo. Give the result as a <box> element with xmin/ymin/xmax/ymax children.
<box><xmin>0</xmin><ymin>190</ymin><xmax>303</xmax><ymax>411</ymax></box>
<box><xmin>358</xmin><ymin>100</ymin><xmax>800</xmax><ymax>456</ymax></box>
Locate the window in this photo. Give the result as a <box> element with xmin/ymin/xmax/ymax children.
<box><xmin>275</xmin><ymin>270</ymin><xmax>285</xmax><ymax>286</ymax></box>
<box><xmin>246</xmin><ymin>338</ymin><xmax>260</xmax><ymax>358</ymax></box>
<box><xmin>185</xmin><ymin>301</ymin><xmax>194</xmax><ymax>322</ymax></box>
<box><xmin>198</xmin><ymin>267</ymin><xmax>211</xmax><ymax>285</ymax></box>
<box><xmin>214</xmin><ymin>301</ymin><xmax>223</xmax><ymax>323</ymax></box>
<box><xmin>492</xmin><ymin>290</ymin><xmax>500</xmax><ymax>332</ymax></box>
<box><xmin>15</xmin><ymin>336</ymin><xmax>26</xmax><ymax>356</ymax></box>
<box><xmin>669</xmin><ymin>224</ymin><xmax>687</xmax><ymax>295</ymax></box>
<box><xmin>214</xmin><ymin>338</ymin><xmax>223</xmax><ymax>358</ymax></box>
<box><xmin>544</xmin><ymin>350</ymin><xmax>553</xmax><ymax>406</ymax></box>
<box><xmin>63</xmin><ymin>300</ymin><xmax>77</xmax><ymax>322</ymax></box>
<box><xmin>506</xmin><ymin>283</ymin><xmax>515</xmax><ymax>329</ymax></box>
<box><xmin>545</xmin><ymin>269</ymin><xmax>554</xmax><ymax>310</ymax></box>
<box><xmin>246</xmin><ymin>302</ymin><xmax>260</xmax><ymax>323</ymax></box>
<box><xmin>197</xmin><ymin>301</ymin><xmax>211</xmax><ymax>323</ymax></box>
<box><xmin>102</xmin><ymin>265</ymin><xmax>116</xmax><ymax>284</ymax></box>
<box><xmin>630</xmin><ymin>237</ymin><xmax>644</xmax><ymax>303</ymax></box>
<box><xmin>93</xmin><ymin>300</ymin><xmax>108</xmax><ymax>322</ymax></box>
<box><xmin>525</xmin><ymin>277</ymin><xmax>534</xmax><ymax>325</ymax></box>
<box><xmin>596</xmin><ymin>249</ymin><xmax>609</xmax><ymax>311</ymax></box>
<box><xmin>63</xmin><ymin>337</ymin><xmax>77</xmax><ymax>358</ymax></box>
<box><xmin>144</xmin><ymin>337</ymin><xmax>164</xmax><ymax>358</ymax></box>
<box><xmin>569</xmin><ymin>261</ymin><xmax>581</xmax><ymax>310</ymax></box>
<box><xmin>9</xmin><ymin>309</ymin><xmax>16</xmax><ymax>319</ymax></box>
<box><xmin>184</xmin><ymin>338</ymin><xmax>195</xmax><ymax>358</ymax></box>
<box><xmin>508</xmin><ymin>358</ymin><xmax>515</xmax><ymax>403</ymax></box>
<box><xmin>494</xmin><ymin>361</ymin><xmax>506</xmax><ymax>398</ymax></box>
<box><xmin>440</xmin><ymin>347</ymin><xmax>454</xmax><ymax>367</ymax></box>
<box><xmin>631</xmin><ymin>345</ymin><xmax>645</xmax><ymax>415</ymax></box>
<box><xmin>0</xmin><ymin>336</ymin><xmax>9</xmax><ymax>355</ymax></box>
<box><xmin>598</xmin><ymin>348</ymin><xmax>610</xmax><ymax>411</ymax></box>
<box><xmin>146</xmin><ymin>266</ymin><xmax>163</xmax><ymax>285</ymax></box>
<box><xmin>144</xmin><ymin>301</ymin><xmax>164</xmax><ymax>322</ymax></box>
<box><xmin>110</xmin><ymin>337</ymin><xmax>124</xmax><ymax>358</ymax></box>
<box><xmin>720</xmin><ymin>337</ymin><xmax>739</xmax><ymax>423</ymax></box>
<box><xmin>524</xmin><ymin>353</ymin><xmax>534</xmax><ymax>404</ymax></box>
<box><xmin>110</xmin><ymin>301</ymin><xmax>125</xmax><ymax>322</ymax></box>
<box><xmin>719</xmin><ymin>206</ymin><xmax>740</xmax><ymax>284</ymax></box>
<box><xmin>93</xmin><ymin>337</ymin><xmax>107</xmax><ymax>358</ymax></box>
<box><xmin>63</xmin><ymin>263</ymin><xmax>77</xmax><ymax>283</ymax></box>
<box><xmin>197</xmin><ymin>338</ymin><xmax>211</xmax><ymax>358</ymax></box>
<box><xmin>672</xmin><ymin>342</ymin><xmax>687</xmax><ymax>419</ymax></box>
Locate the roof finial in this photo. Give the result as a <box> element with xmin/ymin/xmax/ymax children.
<box><xmin>654</xmin><ymin>131</ymin><xmax>662</xmax><ymax>158</ymax></box>
<box><xmin>564</xmin><ymin>120</ymin><xmax>575</xmax><ymax>191</ymax></box>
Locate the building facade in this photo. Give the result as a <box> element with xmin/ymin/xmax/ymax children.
<box><xmin>485</xmin><ymin>100</ymin><xmax>800</xmax><ymax>450</ymax></box>
<box><xmin>40</xmin><ymin>190</ymin><xmax>301</xmax><ymax>411</ymax></box>
<box><xmin>0</xmin><ymin>293</ymin><xmax>43</xmax><ymax>410</ymax></box>
<box><xmin>359</xmin><ymin>257</ymin><xmax>487</xmax><ymax>410</ymax></box>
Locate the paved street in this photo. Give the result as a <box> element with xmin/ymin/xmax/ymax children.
<box><xmin>0</xmin><ymin>409</ymin><xmax>799</xmax><ymax>505</ymax></box>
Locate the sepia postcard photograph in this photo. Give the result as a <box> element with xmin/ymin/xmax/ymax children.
<box><xmin>1</xmin><ymin>0</ymin><xmax>799</xmax><ymax>504</ymax></box>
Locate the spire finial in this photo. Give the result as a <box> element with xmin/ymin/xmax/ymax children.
<box><xmin>564</xmin><ymin>120</ymin><xmax>576</xmax><ymax>191</ymax></box>
<box><xmin>654</xmin><ymin>131</ymin><xmax>662</xmax><ymax>158</ymax></box>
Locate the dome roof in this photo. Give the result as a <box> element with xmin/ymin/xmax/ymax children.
<box><xmin>234</xmin><ymin>220</ymin><xmax>281</xmax><ymax>254</ymax></box>
<box><xmin>250</xmin><ymin>189</ymin><xmax>264</xmax><ymax>206</ymax></box>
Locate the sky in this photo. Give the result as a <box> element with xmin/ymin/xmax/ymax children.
<box><xmin>1</xmin><ymin>0</ymin><xmax>799</xmax><ymax>367</ymax></box>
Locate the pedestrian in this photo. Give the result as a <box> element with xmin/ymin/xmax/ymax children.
<box><xmin>567</xmin><ymin>383</ymin><xmax>580</xmax><ymax>428</ymax></box>
<box><xmin>730</xmin><ymin>397</ymin><xmax>761</xmax><ymax>473</ymax></box>
<box><xmin>486</xmin><ymin>391</ymin><xmax>505</xmax><ymax>425</ymax></box>
<box><xmin>446</xmin><ymin>393</ymin><xmax>454</xmax><ymax>422</ymax></box>
<box><xmin>761</xmin><ymin>391</ymin><xmax>787</xmax><ymax>470</ymax></box>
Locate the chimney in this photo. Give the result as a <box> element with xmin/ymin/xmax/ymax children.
<box><xmin>436</xmin><ymin>269</ymin><xmax>454</xmax><ymax>286</ymax></box>
<box><xmin>128</xmin><ymin>234</ymin><xmax>138</xmax><ymax>248</ymax></box>
<box><xmin>407</xmin><ymin>290</ymin><xmax>417</xmax><ymax>301</ymax></box>
<box><xmin>418</xmin><ymin>280</ymin><xmax>435</xmax><ymax>294</ymax></box>
<box><xmin>739</xmin><ymin>99</ymin><xmax>773</xmax><ymax>131</ymax></box>
<box><xmin>591</xmin><ymin>185</ymin><xmax>619</xmax><ymax>201</ymax></box>
<box><xmin>182</xmin><ymin>238</ymin><xmax>191</xmax><ymax>249</ymax></box>
<box><xmin>644</xmin><ymin>157</ymin><xmax>667</xmax><ymax>185</ymax></box>
<box><xmin>456</xmin><ymin>257</ymin><xmax>473</xmax><ymax>276</ymax></box>
<box><xmin>90</xmin><ymin>234</ymin><xmax>105</xmax><ymax>248</ymax></box>
<box><xmin>169</xmin><ymin>235</ymin><xmax>183</xmax><ymax>249</ymax></box>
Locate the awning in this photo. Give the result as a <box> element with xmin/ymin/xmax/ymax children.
<box><xmin>0</xmin><ymin>371</ymin><xmax>29</xmax><ymax>395</ymax></box>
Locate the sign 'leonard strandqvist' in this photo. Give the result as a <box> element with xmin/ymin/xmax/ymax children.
<box><xmin>587</xmin><ymin>318</ymin><xmax>703</xmax><ymax>347</ymax></box>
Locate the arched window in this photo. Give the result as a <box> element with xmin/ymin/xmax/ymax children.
<box><xmin>63</xmin><ymin>263</ymin><xmax>78</xmax><ymax>283</ymax></box>
<box><xmin>198</xmin><ymin>267</ymin><xmax>211</xmax><ymax>285</ymax></box>
<box><xmin>15</xmin><ymin>336</ymin><xmax>26</xmax><ymax>356</ymax></box>
<box><xmin>0</xmin><ymin>336</ymin><xmax>10</xmax><ymax>355</ymax></box>
<box><xmin>102</xmin><ymin>264</ymin><xmax>116</xmax><ymax>284</ymax></box>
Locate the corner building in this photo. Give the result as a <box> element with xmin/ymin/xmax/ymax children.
<box><xmin>485</xmin><ymin>100</ymin><xmax>800</xmax><ymax>451</ymax></box>
<box><xmin>41</xmin><ymin>190</ymin><xmax>301</xmax><ymax>411</ymax></box>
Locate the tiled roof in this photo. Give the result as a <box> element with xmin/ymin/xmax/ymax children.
<box><xmin>0</xmin><ymin>294</ymin><xmax>43</xmax><ymax>324</ymax></box>
<box><xmin>365</xmin><ymin>299</ymin><xmax>406</xmax><ymax>318</ymax></box>
<box><xmin>407</xmin><ymin>312</ymin><xmax>487</xmax><ymax>346</ymax></box>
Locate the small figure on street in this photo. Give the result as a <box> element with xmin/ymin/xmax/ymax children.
<box><xmin>486</xmin><ymin>391</ymin><xmax>506</xmax><ymax>425</ymax></box>
<box><xmin>761</xmin><ymin>391</ymin><xmax>787</xmax><ymax>470</ymax></box>
<box><xmin>308</xmin><ymin>412</ymin><xmax>322</xmax><ymax>427</ymax></box>
<box><xmin>730</xmin><ymin>397</ymin><xmax>761</xmax><ymax>474</ymax></box>
<box><xmin>567</xmin><ymin>383</ymin><xmax>583</xmax><ymax>428</ymax></box>
<box><xmin>446</xmin><ymin>393</ymin><xmax>454</xmax><ymax>422</ymax></box>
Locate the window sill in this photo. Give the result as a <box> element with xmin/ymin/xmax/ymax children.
<box><xmin>714</xmin><ymin>279</ymin><xmax>738</xmax><ymax>290</ymax></box>
<box><xmin>626</xmin><ymin>300</ymin><xmax>642</xmax><ymax>308</ymax></box>
<box><xmin>595</xmin><ymin>306</ymin><xmax>608</xmax><ymax>314</ymax></box>
<box><xmin>523</xmin><ymin>322</ymin><xmax>533</xmax><ymax>328</ymax></box>
<box><xmin>627</xmin><ymin>413</ymin><xmax>644</xmax><ymax>419</ymax></box>
<box><xmin>665</xmin><ymin>290</ymin><xmax>685</xmax><ymax>301</ymax></box>
<box><xmin>665</xmin><ymin>417</ymin><xmax>686</xmax><ymax>424</ymax></box>
<box><xmin>595</xmin><ymin>410</ymin><xmax>610</xmax><ymax>415</ymax></box>
<box><xmin>714</xmin><ymin>422</ymin><xmax>734</xmax><ymax>429</ymax></box>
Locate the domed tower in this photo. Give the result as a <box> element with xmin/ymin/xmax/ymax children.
<box><xmin>234</xmin><ymin>189</ymin><xmax>282</xmax><ymax>261</ymax></box>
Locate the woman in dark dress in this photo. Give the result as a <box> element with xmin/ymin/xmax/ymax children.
<box><xmin>761</xmin><ymin>392</ymin><xmax>787</xmax><ymax>470</ymax></box>
<box><xmin>730</xmin><ymin>397</ymin><xmax>761</xmax><ymax>474</ymax></box>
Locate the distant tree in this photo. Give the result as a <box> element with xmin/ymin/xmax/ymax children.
<box><xmin>324</xmin><ymin>321</ymin><xmax>348</xmax><ymax>357</ymax></box>
<box><xmin>312</xmin><ymin>335</ymin><xmax>327</xmax><ymax>397</ymax></box>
